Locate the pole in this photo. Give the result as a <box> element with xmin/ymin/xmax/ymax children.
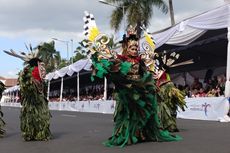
<box><xmin>104</xmin><ymin>77</ymin><xmax>107</xmax><ymax>100</ymax></box>
<box><xmin>71</xmin><ymin>39</ymin><xmax>74</xmax><ymax>64</ymax></box>
<box><xmin>60</xmin><ymin>77</ymin><xmax>63</xmax><ymax>102</ymax></box>
<box><xmin>66</xmin><ymin>42</ymin><xmax>69</xmax><ymax>62</ymax></box>
<box><xmin>47</xmin><ymin>80</ymin><xmax>50</xmax><ymax>100</ymax></box>
<box><xmin>225</xmin><ymin>29</ymin><xmax>230</xmax><ymax>97</ymax></box>
<box><xmin>77</xmin><ymin>72</ymin><xmax>80</xmax><ymax>101</ymax></box>
<box><xmin>52</xmin><ymin>38</ymin><xmax>69</xmax><ymax>61</ymax></box>
<box><xmin>225</xmin><ymin>5</ymin><xmax>230</xmax><ymax>97</ymax></box>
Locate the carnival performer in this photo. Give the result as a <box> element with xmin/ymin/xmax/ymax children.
<box><xmin>3</xmin><ymin>48</ymin><xmax>51</xmax><ymax>141</ymax></box>
<box><xmin>153</xmin><ymin>52</ymin><xmax>186</xmax><ymax>132</ymax></box>
<box><xmin>83</xmin><ymin>12</ymin><xmax>181</xmax><ymax>147</ymax></box>
<box><xmin>0</xmin><ymin>81</ymin><xmax>6</xmax><ymax>137</ymax></box>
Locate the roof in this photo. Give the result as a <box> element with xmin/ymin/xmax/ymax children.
<box><xmin>4</xmin><ymin>78</ymin><xmax>18</xmax><ymax>87</ymax></box>
<box><xmin>0</xmin><ymin>76</ymin><xmax>18</xmax><ymax>87</ymax></box>
<box><xmin>150</xmin><ymin>4</ymin><xmax>230</xmax><ymax>73</ymax></box>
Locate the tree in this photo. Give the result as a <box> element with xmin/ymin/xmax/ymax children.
<box><xmin>105</xmin><ymin>0</ymin><xmax>168</xmax><ymax>36</ymax></box>
<box><xmin>168</xmin><ymin>0</ymin><xmax>175</xmax><ymax>25</ymax></box>
<box><xmin>37</xmin><ymin>41</ymin><xmax>61</xmax><ymax>73</ymax></box>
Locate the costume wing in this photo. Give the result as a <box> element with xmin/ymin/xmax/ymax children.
<box><xmin>83</xmin><ymin>11</ymin><xmax>114</xmax><ymax>59</ymax></box>
<box><xmin>140</xmin><ymin>27</ymin><xmax>156</xmax><ymax>72</ymax></box>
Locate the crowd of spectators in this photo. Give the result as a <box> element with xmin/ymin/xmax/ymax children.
<box><xmin>49</xmin><ymin>84</ymin><xmax>114</xmax><ymax>102</ymax></box>
<box><xmin>177</xmin><ymin>75</ymin><xmax>226</xmax><ymax>98</ymax></box>
<box><xmin>4</xmin><ymin>73</ymin><xmax>227</xmax><ymax>103</ymax></box>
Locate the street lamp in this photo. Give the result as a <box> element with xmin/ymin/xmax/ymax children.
<box><xmin>52</xmin><ymin>38</ymin><xmax>69</xmax><ymax>61</ymax></box>
<box><xmin>99</xmin><ymin>0</ymin><xmax>126</xmax><ymax>32</ymax></box>
<box><xmin>70</xmin><ymin>39</ymin><xmax>74</xmax><ymax>64</ymax></box>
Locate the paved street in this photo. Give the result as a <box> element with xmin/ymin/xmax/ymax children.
<box><xmin>0</xmin><ymin>106</ymin><xmax>230</xmax><ymax>153</ymax></box>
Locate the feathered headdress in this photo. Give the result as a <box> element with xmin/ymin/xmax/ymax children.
<box><xmin>3</xmin><ymin>44</ymin><xmax>40</xmax><ymax>63</ymax></box>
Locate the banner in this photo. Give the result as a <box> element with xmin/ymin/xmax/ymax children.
<box><xmin>177</xmin><ymin>97</ymin><xmax>230</xmax><ymax>121</ymax></box>
<box><xmin>48</xmin><ymin>100</ymin><xmax>115</xmax><ymax>114</ymax></box>
<box><xmin>2</xmin><ymin>97</ymin><xmax>230</xmax><ymax>122</ymax></box>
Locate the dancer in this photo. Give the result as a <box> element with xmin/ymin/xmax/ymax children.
<box><xmin>153</xmin><ymin>52</ymin><xmax>186</xmax><ymax>132</ymax></box>
<box><xmin>83</xmin><ymin>12</ymin><xmax>181</xmax><ymax>147</ymax></box>
<box><xmin>4</xmin><ymin>48</ymin><xmax>51</xmax><ymax>141</ymax></box>
<box><xmin>0</xmin><ymin>81</ymin><xmax>5</xmax><ymax>137</ymax></box>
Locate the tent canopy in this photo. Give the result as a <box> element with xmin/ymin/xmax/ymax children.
<box><xmin>156</xmin><ymin>28</ymin><xmax>227</xmax><ymax>73</ymax></box>
<box><xmin>46</xmin><ymin>59</ymin><xmax>91</xmax><ymax>81</ymax></box>
<box><xmin>150</xmin><ymin>4</ymin><xmax>230</xmax><ymax>73</ymax></box>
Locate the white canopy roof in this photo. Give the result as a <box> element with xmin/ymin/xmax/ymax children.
<box><xmin>46</xmin><ymin>59</ymin><xmax>91</xmax><ymax>81</ymax></box>
<box><xmin>4</xmin><ymin>85</ymin><xmax>20</xmax><ymax>93</ymax></box>
<box><xmin>152</xmin><ymin>4</ymin><xmax>230</xmax><ymax>48</ymax></box>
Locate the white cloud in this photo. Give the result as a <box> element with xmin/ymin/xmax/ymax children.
<box><xmin>0</xmin><ymin>0</ymin><xmax>226</xmax><ymax>78</ymax></box>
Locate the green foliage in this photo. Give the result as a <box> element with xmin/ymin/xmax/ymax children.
<box><xmin>19</xmin><ymin>66</ymin><xmax>52</xmax><ymax>141</ymax></box>
<box><xmin>71</xmin><ymin>52</ymin><xmax>86</xmax><ymax>63</ymax></box>
<box><xmin>104</xmin><ymin>0</ymin><xmax>168</xmax><ymax>33</ymax></box>
<box><xmin>37</xmin><ymin>41</ymin><xmax>61</xmax><ymax>73</ymax></box>
<box><xmin>57</xmin><ymin>59</ymin><xmax>69</xmax><ymax>69</ymax></box>
<box><xmin>158</xmin><ymin>82</ymin><xmax>186</xmax><ymax>132</ymax></box>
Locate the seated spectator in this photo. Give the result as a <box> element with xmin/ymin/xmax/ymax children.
<box><xmin>197</xmin><ymin>88</ymin><xmax>206</xmax><ymax>97</ymax></box>
<box><xmin>191</xmin><ymin>77</ymin><xmax>203</xmax><ymax>90</ymax></box>
<box><xmin>204</xmin><ymin>78</ymin><xmax>214</xmax><ymax>92</ymax></box>
<box><xmin>207</xmin><ymin>88</ymin><xmax>216</xmax><ymax>97</ymax></box>
<box><xmin>215</xmin><ymin>86</ymin><xmax>224</xmax><ymax>97</ymax></box>
<box><xmin>191</xmin><ymin>89</ymin><xmax>198</xmax><ymax>98</ymax></box>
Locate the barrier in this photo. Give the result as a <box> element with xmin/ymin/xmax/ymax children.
<box><xmin>177</xmin><ymin>97</ymin><xmax>230</xmax><ymax>122</ymax></box>
<box><xmin>48</xmin><ymin>100</ymin><xmax>115</xmax><ymax>114</ymax></box>
<box><xmin>1</xmin><ymin>97</ymin><xmax>229</xmax><ymax>121</ymax></box>
<box><xmin>1</xmin><ymin>100</ymin><xmax>115</xmax><ymax>114</ymax></box>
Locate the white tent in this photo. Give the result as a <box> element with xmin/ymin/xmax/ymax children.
<box><xmin>150</xmin><ymin>4</ymin><xmax>230</xmax><ymax>97</ymax></box>
<box><xmin>46</xmin><ymin>59</ymin><xmax>91</xmax><ymax>81</ymax></box>
<box><xmin>45</xmin><ymin>59</ymin><xmax>109</xmax><ymax>102</ymax></box>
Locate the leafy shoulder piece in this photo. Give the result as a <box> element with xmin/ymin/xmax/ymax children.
<box><xmin>83</xmin><ymin>11</ymin><xmax>115</xmax><ymax>59</ymax></box>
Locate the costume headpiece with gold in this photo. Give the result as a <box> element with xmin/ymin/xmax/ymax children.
<box><xmin>83</xmin><ymin>11</ymin><xmax>115</xmax><ymax>59</ymax></box>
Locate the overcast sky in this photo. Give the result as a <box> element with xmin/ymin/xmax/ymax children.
<box><xmin>0</xmin><ymin>0</ymin><xmax>226</xmax><ymax>78</ymax></box>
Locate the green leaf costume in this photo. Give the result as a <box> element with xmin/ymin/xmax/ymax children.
<box><xmin>91</xmin><ymin>54</ymin><xmax>182</xmax><ymax>147</ymax></box>
<box><xmin>19</xmin><ymin>65</ymin><xmax>51</xmax><ymax>141</ymax></box>
<box><xmin>3</xmin><ymin>48</ymin><xmax>52</xmax><ymax>141</ymax></box>
<box><xmin>82</xmin><ymin>12</ymin><xmax>182</xmax><ymax>147</ymax></box>
<box><xmin>157</xmin><ymin>80</ymin><xmax>186</xmax><ymax>132</ymax></box>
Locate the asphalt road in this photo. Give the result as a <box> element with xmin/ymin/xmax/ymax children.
<box><xmin>0</xmin><ymin>106</ymin><xmax>230</xmax><ymax>153</ymax></box>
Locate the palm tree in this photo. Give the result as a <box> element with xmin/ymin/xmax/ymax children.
<box><xmin>37</xmin><ymin>41</ymin><xmax>61</xmax><ymax>73</ymax></box>
<box><xmin>104</xmin><ymin>0</ymin><xmax>168</xmax><ymax>36</ymax></box>
<box><xmin>168</xmin><ymin>0</ymin><xmax>175</xmax><ymax>25</ymax></box>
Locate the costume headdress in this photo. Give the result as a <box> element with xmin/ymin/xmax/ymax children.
<box><xmin>3</xmin><ymin>44</ymin><xmax>40</xmax><ymax>63</ymax></box>
<box><xmin>83</xmin><ymin>11</ymin><xmax>114</xmax><ymax>59</ymax></box>
<box><xmin>3</xmin><ymin>44</ymin><xmax>46</xmax><ymax>79</ymax></box>
<box><xmin>139</xmin><ymin>26</ymin><xmax>156</xmax><ymax>72</ymax></box>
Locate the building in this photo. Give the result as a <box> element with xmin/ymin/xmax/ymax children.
<box><xmin>0</xmin><ymin>76</ymin><xmax>18</xmax><ymax>88</ymax></box>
